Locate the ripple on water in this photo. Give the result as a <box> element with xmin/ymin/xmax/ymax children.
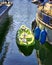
<box><xmin>0</xmin><ymin>0</ymin><xmax>38</xmax><ymax>65</ymax></box>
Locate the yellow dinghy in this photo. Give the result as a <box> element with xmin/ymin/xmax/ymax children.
<box><xmin>16</xmin><ymin>25</ymin><xmax>35</xmax><ymax>56</ymax></box>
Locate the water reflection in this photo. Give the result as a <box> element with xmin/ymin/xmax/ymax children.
<box><xmin>18</xmin><ymin>46</ymin><xmax>34</xmax><ymax>56</ymax></box>
<box><xmin>0</xmin><ymin>15</ymin><xmax>13</xmax><ymax>65</ymax></box>
<box><xmin>17</xmin><ymin>44</ymin><xmax>34</xmax><ymax>56</ymax></box>
<box><xmin>34</xmin><ymin>40</ymin><xmax>52</xmax><ymax>65</ymax></box>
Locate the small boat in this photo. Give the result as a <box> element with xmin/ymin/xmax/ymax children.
<box><xmin>16</xmin><ymin>25</ymin><xmax>35</xmax><ymax>56</ymax></box>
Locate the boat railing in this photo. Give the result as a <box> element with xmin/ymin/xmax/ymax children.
<box><xmin>37</xmin><ymin>10</ymin><xmax>52</xmax><ymax>26</ymax></box>
<box><xmin>36</xmin><ymin>13</ymin><xmax>52</xmax><ymax>29</ymax></box>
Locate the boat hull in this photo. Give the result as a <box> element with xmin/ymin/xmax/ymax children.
<box><xmin>36</xmin><ymin>16</ymin><xmax>52</xmax><ymax>44</ymax></box>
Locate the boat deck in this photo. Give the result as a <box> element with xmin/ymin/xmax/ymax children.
<box><xmin>38</xmin><ymin>3</ymin><xmax>52</xmax><ymax>17</ymax></box>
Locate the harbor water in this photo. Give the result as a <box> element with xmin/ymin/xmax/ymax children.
<box><xmin>0</xmin><ymin>0</ymin><xmax>38</xmax><ymax>65</ymax></box>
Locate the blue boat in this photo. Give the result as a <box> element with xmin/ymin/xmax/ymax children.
<box><xmin>0</xmin><ymin>1</ymin><xmax>13</xmax><ymax>27</ymax></box>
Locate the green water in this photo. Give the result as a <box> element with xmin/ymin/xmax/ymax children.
<box><xmin>35</xmin><ymin>40</ymin><xmax>52</xmax><ymax>65</ymax></box>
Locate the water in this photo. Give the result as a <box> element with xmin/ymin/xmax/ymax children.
<box><xmin>0</xmin><ymin>0</ymin><xmax>38</xmax><ymax>65</ymax></box>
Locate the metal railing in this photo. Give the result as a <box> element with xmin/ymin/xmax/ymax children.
<box><xmin>36</xmin><ymin>13</ymin><xmax>52</xmax><ymax>29</ymax></box>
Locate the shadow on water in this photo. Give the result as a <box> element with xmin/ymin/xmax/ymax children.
<box><xmin>17</xmin><ymin>43</ymin><xmax>35</xmax><ymax>56</ymax></box>
<box><xmin>34</xmin><ymin>39</ymin><xmax>52</xmax><ymax>65</ymax></box>
<box><xmin>0</xmin><ymin>15</ymin><xmax>13</xmax><ymax>65</ymax></box>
